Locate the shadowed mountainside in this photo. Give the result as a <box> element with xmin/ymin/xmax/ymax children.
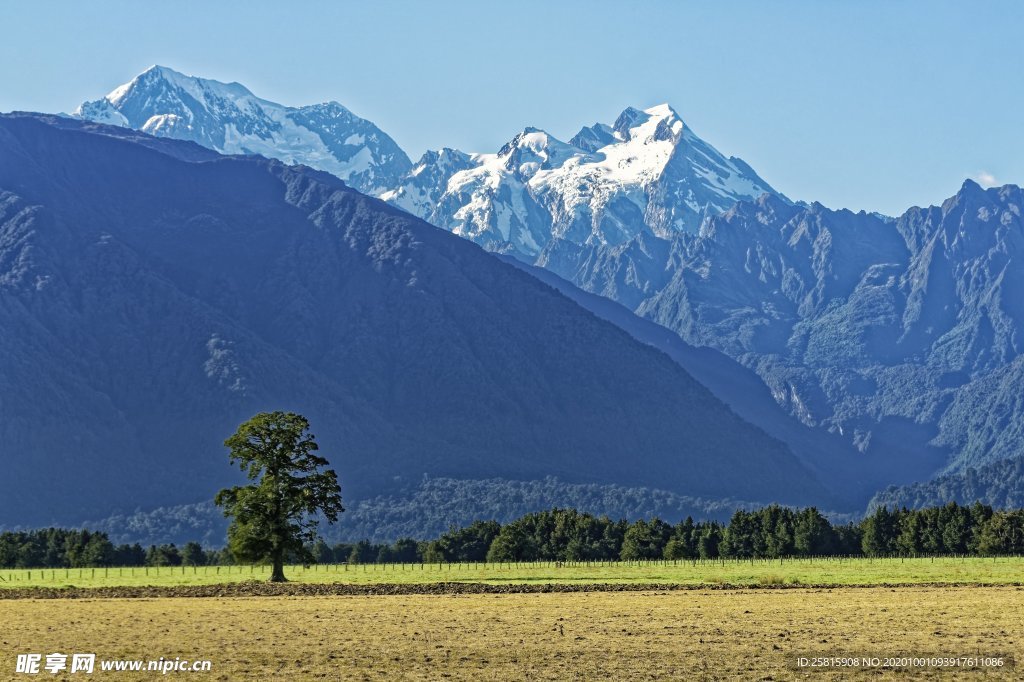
<box><xmin>870</xmin><ymin>456</ymin><xmax>1024</xmax><ymax>512</ymax></box>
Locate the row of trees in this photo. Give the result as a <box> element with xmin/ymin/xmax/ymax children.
<box><xmin>860</xmin><ymin>503</ymin><xmax>1024</xmax><ymax>556</ymax></box>
<box><xmin>420</xmin><ymin>508</ymin><xmax>849</xmax><ymax>562</ymax></box>
<box><xmin>4</xmin><ymin>502</ymin><xmax>1023</xmax><ymax>569</ymax></box>
<box><xmin>290</xmin><ymin>502</ymin><xmax>1024</xmax><ymax>565</ymax></box>
<box><xmin>0</xmin><ymin>529</ymin><xmax>231</xmax><ymax>569</ymax></box>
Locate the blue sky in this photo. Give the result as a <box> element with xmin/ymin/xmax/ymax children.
<box><xmin>2</xmin><ymin>0</ymin><xmax>1021</xmax><ymax>215</ymax></box>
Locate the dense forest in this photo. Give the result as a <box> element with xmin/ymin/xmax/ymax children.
<box><xmin>3</xmin><ymin>503</ymin><xmax>1023</xmax><ymax>569</ymax></box>
<box><xmin>0</xmin><ymin>529</ymin><xmax>231</xmax><ymax>569</ymax></box>
<box><xmin>78</xmin><ymin>477</ymin><xmax>762</xmax><ymax>547</ymax></box>
<box><xmin>870</xmin><ymin>457</ymin><xmax>1024</xmax><ymax>511</ymax></box>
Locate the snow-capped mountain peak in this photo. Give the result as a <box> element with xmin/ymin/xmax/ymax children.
<box><xmin>496</xmin><ymin>127</ymin><xmax>585</xmax><ymax>179</ymax></box>
<box><xmin>613</xmin><ymin>103</ymin><xmax>685</xmax><ymax>144</ymax></box>
<box><xmin>76</xmin><ymin>69</ymin><xmax>781</xmax><ymax>261</ymax></box>
<box><xmin>383</xmin><ymin>102</ymin><xmax>782</xmax><ymax>259</ymax></box>
<box><xmin>379</xmin><ymin>147</ymin><xmax>475</xmax><ymax>217</ymax></box>
<box><xmin>73</xmin><ymin>66</ymin><xmax>411</xmax><ymax>194</ymax></box>
<box><xmin>105</xmin><ymin>65</ymin><xmax>260</xmax><ymax>109</ymax></box>
<box><xmin>569</xmin><ymin>122</ymin><xmax>616</xmax><ymax>152</ymax></box>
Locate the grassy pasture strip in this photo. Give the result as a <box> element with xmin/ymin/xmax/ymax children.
<box><xmin>1</xmin><ymin>588</ymin><xmax>1021</xmax><ymax>680</ymax></box>
<box><xmin>1</xmin><ymin>556</ymin><xmax>1023</xmax><ymax>590</ymax></box>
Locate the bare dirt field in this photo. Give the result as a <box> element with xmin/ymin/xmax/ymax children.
<box><xmin>2</xmin><ymin>586</ymin><xmax>1021</xmax><ymax>680</ymax></box>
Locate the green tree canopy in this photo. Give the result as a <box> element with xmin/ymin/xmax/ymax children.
<box><xmin>215</xmin><ymin>412</ymin><xmax>343</xmax><ymax>582</ymax></box>
<box><xmin>182</xmin><ymin>541</ymin><xmax>206</xmax><ymax>567</ymax></box>
<box><xmin>620</xmin><ymin>518</ymin><xmax>672</xmax><ymax>560</ymax></box>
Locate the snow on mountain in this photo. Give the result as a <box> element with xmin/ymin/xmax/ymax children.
<box><xmin>72</xmin><ymin>66</ymin><xmax>411</xmax><ymax>194</ymax></box>
<box><xmin>385</xmin><ymin>103</ymin><xmax>783</xmax><ymax>260</ymax></box>
<box><xmin>379</xmin><ymin>148</ymin><xmax>474</xmax><ymax>219</ymax></box>
<box><xmin>72</xmin><ymin>69</ymin><xmax>781</xmax><ymax>260</ymax></box>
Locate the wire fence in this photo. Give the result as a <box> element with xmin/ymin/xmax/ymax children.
<box><xmin>1</xmin><ymin>554</ymin><xmax>1022</xmax><ymax>584</ymax></box>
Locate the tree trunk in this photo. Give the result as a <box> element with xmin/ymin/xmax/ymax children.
<box><xmin>269</xmin><ymin>551</ymin><xmax>287</xmax><ymax>582</ymax></box>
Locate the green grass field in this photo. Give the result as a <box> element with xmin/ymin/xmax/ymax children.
<box><xmin>1</xmin><ymin>556</ymin><xmax>1021</xmax><ymax>590</ymax></box>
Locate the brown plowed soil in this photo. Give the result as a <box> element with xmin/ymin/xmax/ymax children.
<box><xmin>2</xmin><ymin>580</ymin><xmax>1022</xmax><ymax>599</ymax></box>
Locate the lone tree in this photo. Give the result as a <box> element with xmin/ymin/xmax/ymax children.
<box><xmin>215</xmin><ymin>412</ymin><xmax>343</xmax><ymax>582</ymax></box>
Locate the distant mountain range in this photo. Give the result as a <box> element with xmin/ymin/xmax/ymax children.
<box><xmin>56</xmin><ymin>66</ymin><xmax>1024</xmax><ymax>514</ymax></box>
<box><xmin>0</xmin><ymin>113</ymin><xmax>827</xmax><ymax>528</ymax></box>
<box><xmin>380</xmin><ymin>104</ymin><xmax>780</xmax><ymax>259</ymax></box>
<box><xmin>73</xmin><ymin>67</ymin><xmax>779</xmax><ymax>258</ymax></box>
<box><xmin>74</xmin><ymin>66</ymin><xmax>411</xmax><ymax>194</ymax></box>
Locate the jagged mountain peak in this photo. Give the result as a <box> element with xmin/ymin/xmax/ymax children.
<box><xmin>385</xmin><ymin>100</ymin><xmax>782</xmax><ymax>259</ymax></box>
<box><xmin>696</xmin><ymin>191</ymin><xmax>796</xmax><ymax>238</ymax></box>
<box><xmin>569</xmin><ymin>122</ymin><xmax>616</xmax><ymax>152</ymax></box>
<box><xmin>960</xmin><ymin>177</ymin><xmax>984</xmax><ymax>192</ymax></box>
<box><xmin>937</xmin><ymin>179</ymin><xmax>1023</xmax><ymax>225</ymax></box>
<box><xmin>498</xmin><ymin>127</ymin><xmax>559</xmax><ymax>155</ymax></box>
<box><xmin>609</xmin><ymin>103</ymin><xmax>684</xmax><ymax>143</ymax></box>
<box><xmin>75</xmin><ymin>68</ymin><xmax>780</xmax><ymax>261</ymax></box>
<box><xmin>612</xmin><ymin>105</ymin><xmax>647</xmax><ymax>138</ymax></box>
<box><xmin>72</xmin><ymin>66</ymin><xmax>411</xmax><ymax>194</ymax></box>
<box><xmin>411</xmin><ymin>147</ymin><xmax>472</xmax><ymax>173</ymax></box>
<box><xmin>951</xmin><ymin>177</ymin><xmax>1022</xmax><ymax>200</ymax></box>
<box><xmin>644</xmin><ymin>102</ymin><xmax>682</xmax><ymax>118</ymax></box>
<box><xmin>108</xmin><ymin>65</ymin><xmax>258</xmax><ymax>105</ymax></box>
<box><xmin>497</xmin><ymin>128</ymin><xmax>583</xmax><ymax>177</ymax></box>
<box><xmin>298</xmin><ymin>99</ymin><xmax>357</xmax><ymax>117</ymax></box>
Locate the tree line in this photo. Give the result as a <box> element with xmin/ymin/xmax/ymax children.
<box><xmin>0</xmin><ymin>528</ymin><xmax>231</xmax><ymax>569</ymax></box>
<box><xmin>4</xmin><ymin>502</ymin><xmax>1023</xmax><ymax>570</ymax></box>
<box><xmin>406</xmin><ymin>503</ymin><xmax>1023</xmax><ymax>562</ymax></box>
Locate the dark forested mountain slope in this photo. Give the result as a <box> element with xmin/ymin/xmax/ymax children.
<box><xmin>869</xmin><ymin>456</ymin><xmax>1024</xmax><ymax>511</ymax></box>
<box><xmin>73</xmin><ymin>476</ymin><xmax>767</xmax><ymax>546</ymax></box>
<box><xmin>0</xmin><ymin>114</ymin><xmax>826</xmax><ymax>525</ymax></box>
<box><xmin>499</xmin><ymin>255</ymin><xmax>877</xmax><ymax>495</ymax></box>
